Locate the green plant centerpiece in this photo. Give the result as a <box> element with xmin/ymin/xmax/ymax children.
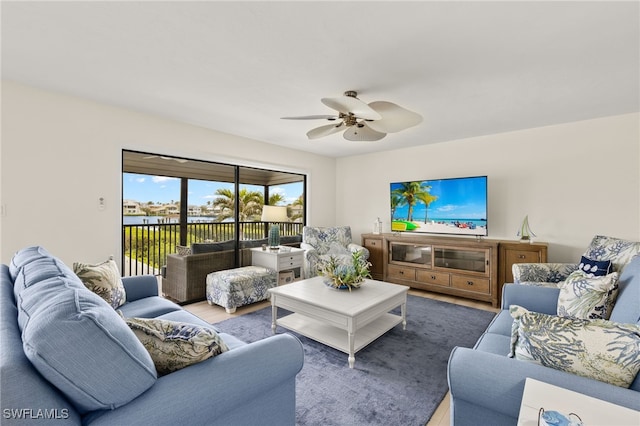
<box><xmin>319</xmin><ymin>250</ymin><xmax>372</xmax><ymax>291</ymax></box>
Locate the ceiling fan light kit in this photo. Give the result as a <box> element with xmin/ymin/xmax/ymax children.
<box><xmin>282</xmin><ymin>90</ymin><xmax>423</xmax><ymax>142</ymax></box>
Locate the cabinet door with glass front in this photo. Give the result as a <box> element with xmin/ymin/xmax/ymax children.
<box><xmin>432</xmin><ymin>245</ymin><xmax>490</xmax><ymax>276</ymax></box>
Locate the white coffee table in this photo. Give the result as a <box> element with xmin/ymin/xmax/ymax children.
<box><xmin>268</xmin><ymin>276</ymin><xmax>409</xmax><ymax>368</ymax></box>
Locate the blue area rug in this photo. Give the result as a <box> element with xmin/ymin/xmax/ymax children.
<box><xmin>214</xmin><ymin>294</ymin><xmax>495</xmax><ymax>426</ymax></box>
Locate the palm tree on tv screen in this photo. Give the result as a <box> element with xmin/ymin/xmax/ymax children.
<box><xmin>392</xmin><ymin>181</ymin><xmax>436</xmax><ymax>222</ymax></box>
<box><xmin>417</xmin><ymin>192</ymin><xmax>438</xmax><ymax>223</ymax></box>
<box><xmin>390</xmin><ymin>194</ymin><xmax>404</xmax><ymax>221</ymax></box>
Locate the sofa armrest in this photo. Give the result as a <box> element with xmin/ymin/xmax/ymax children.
<box><xmin>121</xmin><ymin>275</ymin><xmax>159</xmax><ymax>301</ymax></box>
<box><xmin>164</xmin><ymin>251</ymin><xmax>236</xmax><ymax>302</ymax></box>
<box><xmin>512</xmin><ymin>262</ymin><xmax>578</xmax><ymax>284</ymax></box>
<box><xmin>347</xmin><ymin>243</ymin><xmax>370</xmax><ymax>260</ymax></box>
<box><xmin>86</xmin><ymin>334</ymin><xmax>304</xmax><ymax>426</ymax></box>
<box><xmin>301</xmin><ymin>246</ymin><xmax>319</xmax><ymax>277</ymax></box>
<box><xmin>300</xmin><ymin>242</ymin><xmax>314</xmax><ymax>251</ymax></box>
<box><xmin>501</xmin><ymin>283</ymin><xmax>560</xmax><ymax>314</ymax></box>
<box><xmin>448</xmin><ymin>347</ymin><xmax>640</xmax><ymax>423</ymax></box>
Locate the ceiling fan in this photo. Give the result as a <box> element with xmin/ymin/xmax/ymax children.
<box><xmin>143</xmin><ymin>155</ymin><xmax>189</xmax><ymax>164</ymax></box>
<box><xmin>282</xmin><ymin>90</ymin><xmax>422</xmax><ymax>141</ymax></box>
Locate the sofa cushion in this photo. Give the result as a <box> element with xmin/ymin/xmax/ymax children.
<box><xmin>578</xmin><ymin>255</ymin><xmax>612</xmax><ymax>277</ymax></box>
<box><xmin>509</xmin><ymin>305</ymin><xmax>640</xmax><ymax>388</ymax></box>
<box><xmin>124</xmin><ymin>317</ymin><xmax>229</xmax><ymax>375</ymax></box>
<box><xmin>12</xmin><ymin>247</ymin><xmax>77</xmax><ymax>297</ymax></box>
<box><xmin>484</xmin><ymin>310</ymin><xmax>514</xmax><ymax>337</ymax></box>
<box><xmin>191</xmin><ymin>240</ymin><xmax>236</xmax><ymax>254</ymax></box>
<box><xmin>473</xmin><ymin>332</ymin><xmax>512</xmax><ymax>355</ymax></box>
<box><xmin>117</xmin><ymin>295</ymin><xmax>182</xmax><ymax>318</ymax></box>
<box><xmin>1</xmin><ymin>265</ymin><xmax>82</xmax><ymax>423</ymax></box>
<box><xmin>582</xmin><ymin>235</ymin><xmax>640</xmax><ymax>274</ymax></box>
<box><xmin>176</xmin><ymin>245</ymin><xmax>192</xmax><ymax>256</ymax></box>
<box><xmin>12</xmin><ymin>248</ymin><xmax>157</xmax><ymax>413</ymax></box>
<box><xmin>239</xmin><ymin>238</ymin><xmax>268</xmax><ymax>249</ymax></box>
<box><xmin>302</xmin><ymin>226</ymin><xmax>353</xmax><ymax>255</ymax></box>
<box><xmin>609</xmin><ymin>255</ymin><xmax>640</xmax><ymax>324</ymax></box>
<box><xmin>557</xmin><ymin>270</ymin><xmax>619</xmax><ymax>320</ymax></box>
<box><xmin>73</xmin><ymin>258</ymin><xmax>127</xmax><ymax>309</ymax></box>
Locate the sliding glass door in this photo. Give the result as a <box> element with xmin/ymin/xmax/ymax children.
<box><xmin>122</xmin><ymin>150</ymin><xmax>305</xmax><ymax>276</ymax></box>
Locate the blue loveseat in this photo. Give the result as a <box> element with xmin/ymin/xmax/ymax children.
<box><xmin>1</xmin><ymin>246</ymin><xmax>304</xmax><ymax>425</ymax></box>
<box><xmin>447</xmin><ymin>255</ymin><xmax>640</xmax><ymax>425</ymax></box>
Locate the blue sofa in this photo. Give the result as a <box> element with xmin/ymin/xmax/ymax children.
<box><xmin>1</xmin><ymin>246</ymin><xmax>304</xmax><ymax>425</ymax></box>
<box><xmin>448</xmin><ymin>255</ymin><xmax>640</xmax><ymax>425</ymax></box>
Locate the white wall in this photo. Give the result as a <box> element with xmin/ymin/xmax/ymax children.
<box><xmin>2</xmin><ymin>81</ymin><xmax>638</xmax><ymax>266</ymax></box>
<box><xmin>337</xmin><ymin>113</ymin><xmax>640</xmax><ymax>262</ymax></box>
<box><xmin>0</xmin><ymin>81</ymin><xmax>337</xmax><ymax>265</ymax></box>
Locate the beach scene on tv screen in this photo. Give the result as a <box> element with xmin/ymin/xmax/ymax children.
<box><xmin>390</xmin><ymin>177</ymin><xmax>487</xmax><ymax>236</ymax></box>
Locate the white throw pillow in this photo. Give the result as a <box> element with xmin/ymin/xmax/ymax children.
<box><xmin>125</xmin><ymin>317</ymin><xmax>229</xmax><ymax>376</ymax></box>
<box><xmin>74</xmin><ymin>258</ymin><xmax>127</xmax><ymax>309</ymax></box>
<box><xmin>509</xmin><ymin>305</ymin><xmax>640</xmax><ymax>388</ymax></box>
<box><xmin>557</xmin><ymin>270</ymin><xmax>619</xmax><ymax>320</ymax></box>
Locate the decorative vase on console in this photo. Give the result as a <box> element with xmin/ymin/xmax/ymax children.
<box><xmin>517</xmin><ymin>215</ymin><xmax>536</xmax><ymax>243</ymax></box>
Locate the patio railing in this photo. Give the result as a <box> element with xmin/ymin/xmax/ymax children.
<box><xmin>122</xmin><ymin>221</ymin><xmax>303</xmax><ymax>276</ymax></box>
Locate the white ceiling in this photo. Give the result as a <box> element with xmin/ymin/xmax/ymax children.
<box><xmin>2</xmin><ymin>1</ymin><xmax>638</xmax><ymax>158</ymax></box>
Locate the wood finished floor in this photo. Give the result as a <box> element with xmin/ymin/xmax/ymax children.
<box><xmin>182</xmin><ymin>287</ymin><xmax>500</xmax><ymax>426</ymax></box>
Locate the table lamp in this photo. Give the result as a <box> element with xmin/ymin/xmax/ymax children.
<box><xmin>261</xmin><ymin>205</ymin><xmax>288</xmax><ymax>250</ymax></box>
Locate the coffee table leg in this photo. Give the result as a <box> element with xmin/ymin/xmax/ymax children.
<box><xmin>401</xmin><ymin>302</ymin><xmax>407</xmax><ymax>330</ymax></box>
<box><xmin>271</xmin><ymin>300</ymin><xmax>277</xmax><ymax>334</ymax></box>
<box><xmin>348</xmin><ymin>332</ymin><xmax>355</xmax><ymax>368</ymax></box>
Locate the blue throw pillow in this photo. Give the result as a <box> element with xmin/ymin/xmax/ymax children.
<box><xmin>578</xmin><ymin>256</ymin><xmax>612</xmax><ymax>277</ymax></box>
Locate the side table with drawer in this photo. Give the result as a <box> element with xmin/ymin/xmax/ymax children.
<box><xmin>250</xmin><ymin>246</ymin><xmax>305</xmax><ymax>283</ymax></box>
<box><xmin>498</xmin><ymin>241</ymin><xmax>548</xmax><ymax>303</ymax></box>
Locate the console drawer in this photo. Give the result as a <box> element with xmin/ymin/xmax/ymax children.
<box><xmin>416</xmin><ymin>270</ymin><xmax>450</xmax><ymax>287</ymax></box>
<box><xmin>451</xmin><ymin>275</ymin><xmax>490</xmax><ymax>294</ymax></box>
<box><xmin>387</xmin><ymin>264</ymin><xmax>416</xmax><ymax>281</ymax></box>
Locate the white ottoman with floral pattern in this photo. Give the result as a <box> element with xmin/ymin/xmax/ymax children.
<box><xmin>206</xmin><ymin>266</ymin><xmax>277</xmax><ymax>313</ymax></box>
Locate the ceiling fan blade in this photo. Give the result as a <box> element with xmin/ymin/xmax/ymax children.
<box><xmin>281</xmin><ymin>115</ymin><xmax>339</xmax><ymax>120</ymax></box>
<box><xmin>306</xmin><ymin>122</ymin><xmax>345</xmax><ymax>139</ymax></box>
<box><xmin>343</xmin><ymin>123</ymin><xmax>386</xmax><ymax>142</ymax></box>
<box><xmin>321</xmin><ymin>96</ymin><xmax>382</xmax><ymax>120</ymax></box>
<box><xmin>143</xmin><ymin>155</ymin><xmax>188</xmax><ymax>163</ymax></box>
<box><xmin>162</xmin><ymin>157</ymin><xmax>188</xmax><ymax>163</ymax></box>
<box><xmin>366</xmin><ymin>101</ymin><xmax>423</xmax><ymax>133</ymax></box>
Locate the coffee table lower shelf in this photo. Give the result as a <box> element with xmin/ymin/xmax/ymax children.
<box><xmin>275</xmin><ymin>312</ymin><xmax>403</xmax><ymax>364</ymax></box>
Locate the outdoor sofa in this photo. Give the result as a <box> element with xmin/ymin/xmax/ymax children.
<box><xmin>1</xmin><ymin>246</ymin><xmax>304</xmax><ymax>425</ymax></box>
<box><xmin>164</xmin><ymin>235</ymin><xmax>301</xmax><ymax>303</ymax></box>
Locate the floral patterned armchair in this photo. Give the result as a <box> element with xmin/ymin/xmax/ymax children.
<box><xmin>300</xmin><ymin>226</ymin><xmax>370</xmax><ymax>278</ymax></box>
<box><xmin>513</xmin><ymin>235</ymin><xmax>640</xmax><ymax>287</ymax></box>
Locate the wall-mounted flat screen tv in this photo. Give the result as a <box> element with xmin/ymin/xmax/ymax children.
<box><xmin>390</xmin><ymin>175</ymin><xmax>488</xmax><ymax>237</ymax></box>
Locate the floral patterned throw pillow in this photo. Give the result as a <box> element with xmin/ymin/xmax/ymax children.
<box><xmin>557</xmin><ymin>270</ymin><xmax>619</xmax><ymax>320</ymax></box>
<box><xmin>509</xmin><ymin>305</ymin><xmax>640</xmax><ymax>388</ymax></box>
<box><xmin>125</xmin><ymin>317</ymin><xmax>229</xmax><ymax>376</ymax></box>
<box><xmin>73</xmin><ymin>258</ymin><xmax>127</xmax><ymax>309</ymax></box>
